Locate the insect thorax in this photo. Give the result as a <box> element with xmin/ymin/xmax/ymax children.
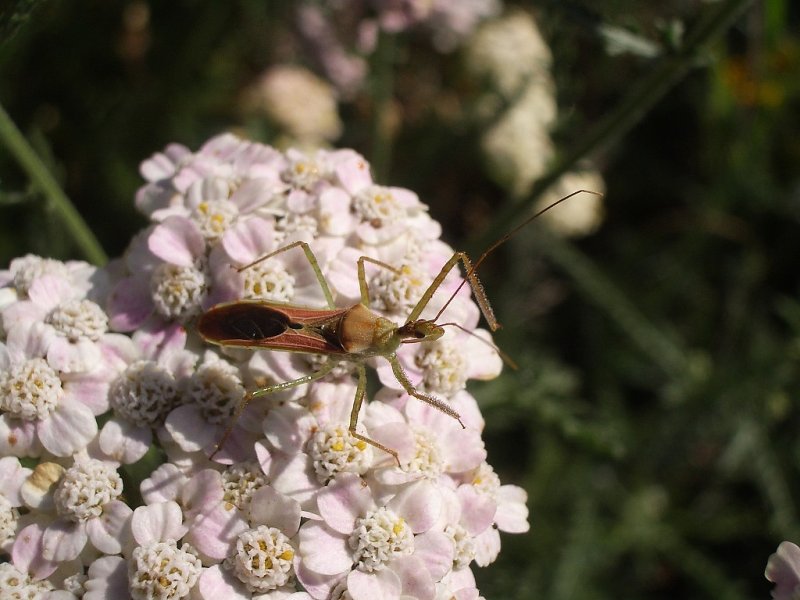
<box><xmin>337</xmin><ymin>303</ymin><xmax>400</xmax><ymax>355</ymax></box>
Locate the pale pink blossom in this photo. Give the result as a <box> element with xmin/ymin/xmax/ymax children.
<box><xmin>0</xmin><ymin>338</ymin><xmax>102</xmax><ymax>458</ymax></box>
<box><xmin>97</xmin><ymin>322</ymin><xmax>197</xmax><ymax>464</ymax></box>
<box><xmin>766</xmin><ymin>541</ymin><xmax>800</xmax><ymax>600</ymax></box>
<box><xmin>295</xmin><ymin>472</ymin><xmax>453</xmax><ymax>600</ymax></box>
<box><xmin>39</xmin><ymin>458</ymin><xmax>131</xmax><ymax>562</ymax></box>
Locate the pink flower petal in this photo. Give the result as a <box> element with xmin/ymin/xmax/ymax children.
<box><xmin>42</xmin><ymin>518</ymin><xmax>88</xmax><ymax>561</ymax></box>
<box><xmin>229</xmin><ymin>178</ymin><xmax>275</xmax><ymax>213</ymax></box>
<box><xmin>347</xmin><ymin>567</ymin><xmax>402</xmax><ymax>600</ymax></box>
<box><xmin>335</xmin><ymin>152</ymin><xmax>372</xmax><ymax>194</ymax></box>
<box><xmin>107</xmin><ymin>276</ymin><xmax>153</xmax><ymax>332</ymax></box>
<box><xmin>164</xmin><ymin>404</ymin><xmax>216</xmax><ymax>452</ymax></box>
<box><xmin>456</xmin><ymin>485</ymin><xmax>496</xmax><ymax>536</ymax></box>
<box><xmin>294</xmin><ymin>555</ymin><xmax>345</xmax><ymax>600</ymax></box>
<box><xmin>28</xmin><ymin>275</ymin><xmax>74</xmax><ymax>310</ymax></box>
<box><xmin>47</xmin><ymin>336</ymin><xmax>100</xmax><ymax>373</ymax></box>
<box><xmin>84</xmin><ymin>555</ymin><xmax>128</xmax><ymax>600</ymax></box>
<box><xmin>6</xmin><ymin>320</ymin><xmax>55</xmax><ymax>359</ymax></box>
<box><xmin>181</xmin><ymin>469</ymin><xmax>224</xmax><ymax>521</ymax></box>
<box><xmin>37</xmin><ymin>399</ymin><xmax>98</xmax><ymax>457</ymax></box>
<box><xmin>140</xmin><ymin>143</ymin><xmax>190</xmax><ymax>181</ymax></box>
<box><xmin>494</xmin><ymin>485</ymin><xmax>529</xmax><ymax>533</ymax></box>
<box><xmin>413</xmin><ymin>531</ymin><xmax>455</xmax><ymax>581</ymax></box>
<box><xmin>767</xmin><ymin>541</ymin><xmax>800</xmax><ymax>598</ymax></box>
<box><xmin>148</xmin><ymin>215</ymin><xmax>205</xmax><ymax>267</ymax></box>
<box><xmin>0</xmin><ymin>457</ymin><xmax>30</xmax><ymax>507</ymax></box>
<box><xmin>257</xmin><ymin>447</ymin><xmax>318</xmax><ymax>511</ymax></box>
<box><xmin>262</xmin><ymin>403</ymin><xmax>317</xmax><ymax>455</ymax></box>
<box><xmin>131</xmin><ymin>501</ymin><xmax>187</xmax><ymax>546</ymax></box>
<box><xmin>12</xmin><ymin>523</ymin><xmax>59</xmax><ymax>580</ymax></box>
<box><xmin>86</xmin><ymin>500</ymin><xmax>132</xmax><ymax>554</ymax></box>
<box><xmin>391</xmin><ymin>555</ymin><xmax>435</xmax><ymax>600</ymax></box>
<box><xmin>196</xmin><ymin>564</ymin><xmax>250</xmax><ymax>600</ymax></box>
<box><xmin>297</xmin><ymin>521</ymin><xmax>352</xmax><ymax>575</ymax></box>
<box><xmin>140</xmin><ymin>463</ymin><xmax>188</xmax><ymax>505</ymax></box>
<box><xmin>63</xmin><ymin>371</ymin><xmax>112</xmax><ymax>415</ymax></box>
<box><xmin>473</xmin><ymin>526</ymin><xmax>501</xmax><ymax>567</ymax></box>
<box><xmin>319</xmin><ymin>187</ymin><xmax>355</xmax><ymax>236</ymax></box>
<box><xmin>388</xmin><ymin>480</ymin><xmax>441</xmax><ymax>534</ymax></box>
<box><xmin>186</xmin><ymin>503</ymin><xmax>248</xmax><ymax>560</ymax></box>
<box><xmin>0</xmin><ymin>414</ymin><xmax>38</xmax><ymax>457</ymax></box>
<box><xmin>221</xmin><ymin>216</ymin><xmax>276</xmax><ymax>265</ymax></box>
<box><xmin>248</xmin><ymin>486</ymin><xmax>301</xmax><ymax>537</ymax></box>
<box><xmin>317</xmin><ymin>473</ymin><xmax>373</xmax><ymax>535</ymax></box>
<box><xmin>98</xmin><ymin>418</ymin><xmax>152</xmax><ymax>464</ymax></box>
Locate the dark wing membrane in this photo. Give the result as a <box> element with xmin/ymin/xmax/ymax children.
<box><xmin>197</xmin><ymin>301</ymin><xmax>347</xmax><ymax>354</ymax></box>
<box><xmin>198</xmin><ymin>302</ymin><xmax>290</xmax><ymax>341</ymax></box>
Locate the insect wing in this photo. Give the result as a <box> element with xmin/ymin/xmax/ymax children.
<box><xmin>197</xmin><ymin>301</ymin><xmax>349</xmax><ymax>354</ymax></box>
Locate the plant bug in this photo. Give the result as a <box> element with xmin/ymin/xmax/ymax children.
<box><xmin>198</xmin><ymin>190</ymin><xmax>599</xmax><ymax>464</ymax></box>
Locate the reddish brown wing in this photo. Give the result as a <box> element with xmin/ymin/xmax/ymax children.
<box><xmin>197</xmin><ymin>300</ymin><xmax>351</xmax><ymax>354</ymax></box>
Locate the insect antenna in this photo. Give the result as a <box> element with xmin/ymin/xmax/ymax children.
<box><xmin>432</xmin><ymin>190</ymin><xmax>602</xmax><ymax>327</ymax></box>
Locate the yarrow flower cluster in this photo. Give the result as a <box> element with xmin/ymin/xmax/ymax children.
<box><xmin>0</xmin><ymin>133</ymin><xmax>529</xmax><ymax>599</ymax></box>
<box><xmin>464</xmin><ymin>10</ymin><xmax>606</xmax><ymax>236</ymax></box>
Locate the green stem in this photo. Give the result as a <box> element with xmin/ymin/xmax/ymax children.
<box><xmin>0</xmin><ymin>102</ymin><xmax>107</xmax><ymax>265</ymax></box>
<box><xmin>369</xmin><ymin>31</ymin><xmax>396</xmax><ymax>182</ymax></box>
<box><xmin>471</xmin><ymin>0</ymin><xmax>758</xmax><ymax>249</ymax></box>
<box><xmin>532</xmin><ymin>227</ymin><xmax>688</xmax><ymax>376</ymax></box>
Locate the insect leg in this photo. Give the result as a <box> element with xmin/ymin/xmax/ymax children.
<box><xmin>347</xmin><ymin>364</ymin><xmax>401</xmax><ymax>466</ymax></box>
<box><xmin>238</xmin><ymin>241</ymin><xmax>335</xmax><ymax>309</ymax></box>
<box><xmin>356</xmin><ymin>256</ymin><xmax>403</xmax><ymax>307</ymax></box>
<box><xmin>210</xmin><ymin>359</ymin><xmax>338</xmax><ymax>459</ymax></box>
<box><xmin>406</xmin><ymin>251</ymin><xmax>499</xmax><ymax>331</ymax></box>
<box><xmin>388</xmin><ymin>354</ymin><xmax>465</xmax><ymax>427</ymax></box>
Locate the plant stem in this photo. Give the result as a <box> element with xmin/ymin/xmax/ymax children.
<box><xmin>533</xmin><ymin>227</ymin><xmax>688</xmax><ymax>376</ymax></box>
<box><xmin>370</xmin><ymin>31</ymin><xmax>396</xmax><ymax>182</ymax></box>
<box><xmin>471</xmin><ymin>0</ymin><xmax>758</xmax><ymax>249</ymax></box>
<box><xmin>0</xmin><ymin>102</ymin><xmax>107</xmax><ymax>265</ymax></box>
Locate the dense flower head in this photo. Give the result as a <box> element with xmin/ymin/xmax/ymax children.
<box><xmin>0</xmin><ymin>133</ymin><xmax>529</xmax><ymax>598</ymax></box>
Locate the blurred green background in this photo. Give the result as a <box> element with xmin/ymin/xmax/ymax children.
<box><xmin>1</xmin><ymin>0</ymin><xmax>798</xmax><ymax>598</ymax></box>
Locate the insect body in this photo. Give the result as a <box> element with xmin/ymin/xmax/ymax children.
<box><xmin>199</xmin><ymin>191</ymin><xmax>598</xmax><ymax>463</ymax></box>
<box><xmin>198</xmin><ymin>242</ymin><xmax>463</xmax><ymax>463</ymax></box>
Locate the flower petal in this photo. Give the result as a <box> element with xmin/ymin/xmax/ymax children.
<box><xmin>107</xmin><ymin>276</ymin><xmax>154</xmax><ymax>332</ymax></box>
<box><xmin>0</xmin><ymin>414</ymin><xmax>38</xmax><ymax>457</ymax></box>
<box><xmin>42</xmin><ymin>518</ymin><xmax>88</xmax><ymax>561</ymax></box>
<box><xmin>37</xmin><ymin>399</ymin><xmax>98</xmax><ymax>457</ymax></box>
<box><xmin>86</xmin><ymin>500</ymin><xmax>132</xmax><ymax>554</ymax></box>
<box><xmin>297</xmin><ymin>521</ymin><xmax>352</xmax><ymax>575</ymax></box>
<box><xmin>47</xmin><ymin>336</ymin><xmax>101</xmax><ymax>373</ymax></box>
<box><xmin>221</xmin><ymin>216</ymin><xmax>276</xmax><ymax>265</ymax></box>
<box><xmin>413</xmin><ymin>531</ymin><xmax>454</xmax><ymax>581</ymax></box>
<box><xmin>12</xmin><ymin>523</ymin><xmax>59</xmax><ymax>580</ymax></box>
<box><xmin>164</xmin><ymin>404</ymin><xmax>216</xmax><ymax>452</ymax></box>
<box><xmin>140</xmin><ymin>463</ymin><xmax>188</xmax><ymax>505</ymax></box>
<box><xmin>186</xmin><ymin>503</ymin><xmax>248</xmax><ymax>561</ymax></box>
<box><xmin>131</xmin><ymin>500</ymin><xmax>187</xmax><ymax>546</ymax></box>
<box><xmin>494</xmin><ymin>485</ymin><xmax>529</xmax><ymax>533</ymax></box>
<box><xmin>392</xmin><ymin>555</ymin><xmax>435</xmax><ymax>600</ymax></box>
<box><xmin>148</xmin><ymin>215</ymin><xmax>205</xmax><ymax>267</ymax></box>
<box><xmin>248</xmin><ymin>485</ymin><xmax>301</xmax><ymax>537</ymax></box>
<box><xmin>98</xmin><ymin>418</ymin><xmax>152</xmax><ymax>464</ymax></box>
<box><xmin>317</xmin><ymin>472</ymin><xmax>373</xmax><ymax>535</ymax></box>
<box><xmin>195</xmin><ymin>564</ymin><xmax>250</xmax><ymax>600</ymax></box>
<box><xmin>388</xmin><ymin>480</ymin><xmax>441</xmax><ymax>534</ymax></box>
<box><xmin>84</xmin><ymin>555</ymin><xmax>128</xmax><ymax>600</ymax></box>
<box><xmin>347</xmin><ymin>568</ymin><xmax>402</xmax><ymax>600</ymax></box>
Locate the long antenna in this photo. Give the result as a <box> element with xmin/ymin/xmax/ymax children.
<box><xmin>432</xmin><ymin>190</ymin><xmax>602</xmax><ymax>325</ymax></box>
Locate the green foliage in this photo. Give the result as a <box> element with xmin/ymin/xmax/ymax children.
<box><xmin>1</xmin><ymin>1</ymin><xmax>798</xmax><ymax>598</ymax></box>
